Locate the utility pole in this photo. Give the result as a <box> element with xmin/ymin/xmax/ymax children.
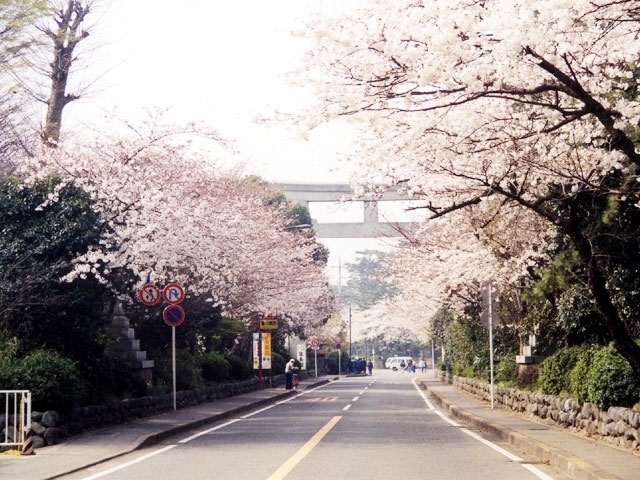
<box><xmin>349</xmin><ymin>306</ymin><xmax>352</xmax><ymax>359</ymax></box>
<box><xmin>489</xmin><ymin>284</ymin><xmax>495</xmax><ymax>409</ymax></box>
<box><xmin>431</xmin><ymin>338</ymin><xmax>436</xmax><ymax>377</ymax></box>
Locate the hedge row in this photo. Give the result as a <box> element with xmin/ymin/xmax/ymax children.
<box><xmin>538</xmin><ymin>342</ymin><xmax>640</xmax><ymax>409</ymax></box>
<box><xmin>1</xmin><ymin>349</ymin><xmax>257</xmax><ymax>412</ymax></box>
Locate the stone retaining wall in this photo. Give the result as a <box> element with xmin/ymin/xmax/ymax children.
<box><xmin>439</xmin><ymin>372</ymin><xmax>640</xmax><ymax>453</ymax></box>
<box><xmin>2</xmin><ymin>371</ymin><xmax>304</xmax><ymax>449</ymax></box>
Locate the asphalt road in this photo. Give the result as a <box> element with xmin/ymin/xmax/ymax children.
<box><xmin>63</xmin><ymin>371</ymin><xmax>566</xmax><ymax>480</ymax></box>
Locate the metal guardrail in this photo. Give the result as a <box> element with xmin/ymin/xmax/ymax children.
<box><xmin>1</xmin><ymin>390</ymin><xmax>31</xmax><ymax>448</ymax></box>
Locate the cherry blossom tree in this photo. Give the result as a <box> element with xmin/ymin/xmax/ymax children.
<box><xmin>20</xmin><ymin>120</ymin><xmax>334</xmax><ymax>335</ymax></box>
<box><xmin>302</xmin><ymin>0</ymin><xmax>640</xmax><ymax>370</ymax></box>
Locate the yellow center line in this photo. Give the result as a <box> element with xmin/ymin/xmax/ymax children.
<box><xmin>265</xmin><ymin>416</ymin><xmax>342</xmax><ymax>480</ymax></box>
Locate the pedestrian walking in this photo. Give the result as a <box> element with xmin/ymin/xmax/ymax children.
<box><xmin>418</xmin><ymin>359</ymin><xmax>426</xmax><ymax>373</ymax></box>
<box><xmin>367</xmin><ymin>360</ymin><xmax>373</xmax><ymax>375</ymax></box>
<box><xmin>407</xmin><ymin>359</ymin><xmax>414</xmax><ymax>373</ymax></box>
<box><xmin>400</xmin><ymin>359</ymin><xmax>406</xmax><ymax>372</ymax></box>
<box><xmin>285</xmin><ymin>358</ymin><xmax>296</xmax><ymax>390</ymax></box>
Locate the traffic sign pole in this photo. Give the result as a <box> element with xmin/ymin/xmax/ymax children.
<box><xmin>338</xmin><ymin>349</ymin><xmax>341</xmax><ymax>377</ymax></box>
<box><xmin>258</xmin><ymin>328</ymin><xmax>263</xmax><ymax>390</ymax></box>
<box><xmin>314</xmin><ymin>349</ymin><xmax>318</xmax><ymax>378</ymax></box>
<box><xmin>172</xmin><ymin>326</ymin><xmax>176</xmax><ymax>411</ymax></box>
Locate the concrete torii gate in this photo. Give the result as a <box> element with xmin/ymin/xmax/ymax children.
<box><xmin>273</xmin><ymin>183</ymin><xmax>419</xmax><ymax>238</ymax></box>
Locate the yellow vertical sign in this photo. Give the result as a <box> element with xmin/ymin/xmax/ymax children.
<box><xmin>262</xmin><ymin>332</ymin><xmax>272</xmax><ymax>369</ymax></box>
<box><xmin>263</xmin><ymin>332</ymin><xmax>271</xmax><ymax>355</ymax></box>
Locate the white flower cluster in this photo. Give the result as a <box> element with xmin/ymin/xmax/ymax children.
<box><xmin>299</xmin><ymin>0</ymin><xmax>640</xmax><ymax>330</ymax></box>
<box><xmin>21</xmin><ymin>126</ymin><xmax>333</xmax><ymax>331</ymax></box>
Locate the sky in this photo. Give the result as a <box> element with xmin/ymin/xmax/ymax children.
<box><xmin>65</xmin><ymin>0</ymin><xmax>412</xmax><ymax>284</ymax></box>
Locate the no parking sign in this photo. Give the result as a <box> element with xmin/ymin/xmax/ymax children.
<box><xmin>163</xmin><ymin>305</ymin><xmax>186</xmax><ymax>327</ymax></box>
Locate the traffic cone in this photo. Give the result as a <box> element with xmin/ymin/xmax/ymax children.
<box><xmin>21</xmin><ymin>428</ymin><xmax>35</xmax><ymax>456</ymax></box>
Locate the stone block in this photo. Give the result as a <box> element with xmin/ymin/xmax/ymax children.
<box><xmin>43</xmin><ymin>427</ymin><xmax>60</xmax><ymax>445</ymax></box>
<box><xmin>31</xmin><ymin>421</ymin><xmax>45</xmax><ymax>436</ymax></box>
<box><xmin>41</xmin><ymin>411</ymin><xmax>61</xmax><ymax>428</ymax></box>
<box><xmin>32</xmin><ymin>435</ymin><xmax>46</xmax><ymax>448</ymax></box>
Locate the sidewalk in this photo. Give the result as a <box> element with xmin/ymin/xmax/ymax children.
<box><xmin>418</xmin><ymin>375</ymin><xmax>640</xmax><ymax>480</ymax></box>
<box><xmin>0</xmin><ymin>375</ymin><xmax>335</xmax><ymax>480</ymax></box>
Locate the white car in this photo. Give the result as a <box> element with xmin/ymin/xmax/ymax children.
<box><xmin>385</xmin><ymin>356</ymin><xmax>413</xmax><ymax>371</ymax></box>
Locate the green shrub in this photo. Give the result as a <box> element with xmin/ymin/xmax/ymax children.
<box><xmin>473</xmin><ymin>354</ymin><xmax>491</xmax><ymax>382</ymax></box>
<box><xmin>569</xmin><ymin>345</ymin><xmax>599</xmax><ymax>404</ymax></box>
<box><xmin>538</xmin><ymin>346</ymin><xmax>585</xmax><ymax>395</ymax></box>
<box><xmin>0</xmin><ymin>338</ymin><xmax>18</xmax><ymax>388</ymax></box>
<box><xmin>271</xmin><ymin>352</ymin><xmax>288</xmax><ymax>374</ymax></box>
<box><xmin>325</xmin><ymin>350</ymin><xmax>349</xmax><ymax>374</ymax></box>
<box><xmin>11</xmin><ymin>350</ymin><xmax>81</xmax><ymax>412</ymax></box>
<box><xmin>496</xmin><ymin>354</ymin><xmax>518</xmax><ymax>384</ymax></box>
<box><xmin>452</xmin><ymin>364</ymin><xmax>465</xmax><ymax>376</ymax></box>
<box><xmin>462</xmin><ymin>365</ymin><xmax>475</xmax><ymax>378</ymax></box>
<box><xmin>155</xmin><ymin>349</ymin><xmax>204</xmax><ymax>390</ymax></box>
<box><xmin>199</xmin><ymin>352</ymin><xmax>231</xmax><ymax>383</ymax></box>
<box><xmin>586</xmin><ymin>343</ymin><xmax>640</xmax><ymax>409</ymax></box>
<box><xmin>225</xmin><ymin>354</ymin><xmax>252</xmax><ymax>380</ymax></box>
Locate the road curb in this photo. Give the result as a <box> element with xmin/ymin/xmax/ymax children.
<box><xmin>48</xmin><ymin>378</ymin><xmax>334</xmax><ymax>479</ymax></box>
<box><xmin>419</xmin><ymin>381</ymin><xmax>622</xmax><ymax>480</ymax></box>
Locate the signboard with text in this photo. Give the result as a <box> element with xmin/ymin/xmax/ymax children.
<box><xmin>260</xmin><ymin>318</ymin><xmax>278</xmax><ymax>330</ymax></box>
<box><xmin>252</xmin><ymin>332</ymin><xmax>272</xmax><ymax>369</ymax></box>
<box><xmin>296</xmin><ymin>343</ymin><xmax>307</xmax><ymax>370</ymax></box>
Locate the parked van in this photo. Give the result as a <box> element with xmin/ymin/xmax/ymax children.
<box><xmin>385</xmin><ymin>356</ymin><xmax>413</xmax><ymax>371</ymax></box>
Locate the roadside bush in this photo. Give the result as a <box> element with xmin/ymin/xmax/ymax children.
<box><xmin>496</xmin><ymin>354</ymin><xmax>518</xmax><ymax>385</ymax></box>
<box><xmin>538</xmin><ymin>346</ymin><xmax>585</xmax><ymax>395</ymax></box>
<box><xmin>462</xmin><ymin>365</ymin><xmax>474</xmax><ymax>378</ymax></box>
<box><xmin>473</xmin><ymin>353</ymin><xmax>491</xmax><ymax>382</ymax></box>
<box><xmin>199</xmin><ymin>352</ymin><xmax>231</xmax><ymax>383</ymax></box>
<box><xmin>11</xmin><ymin>350</ymin><xmax>81</xmax><ymax>412</ymax></box>
<box><xmin>225</xmin><ymin>354</ymin><xmax>252</xmax><ymax>380</ymax></box>
<box><xmin>569</xmin><ymin>345</ymin><xmax>599</xmax><ymax>404</ymax></box>
<box><xmin>155</xmin><ymin>349</ymin><xmax>204</xmax><ymax>390</ymax></box>
<box><xmin>79</xmin><ymin>356</ymin><xmax>148</xmax><ymax>404</ymax></box>
<box><xmin>0</xmin><ymin>337</ymin><xmax>18</xmax><ymax>387</ymax></box>
<box><xmin>325</xmin><ymin>350</ymin><xmax>349</xmax><ymax>374</ymax></box>
<box><xmin>271</xmin><ymin>352</ymin><xmax>288</xmax><ymax>374</ymax></box>
<box><xmin>586</xmin><ymin>343</ymin><xmax>640</xmax><ymax>409</ymax></box>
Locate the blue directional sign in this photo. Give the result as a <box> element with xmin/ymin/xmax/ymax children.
<box><xmin>163</xmin><ymin>305</ymin><xmax>185</xmax><ymax>327</ymax></box>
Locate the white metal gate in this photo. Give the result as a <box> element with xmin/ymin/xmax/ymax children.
<box><xmin>1</xmin><ymin>390</ymin><xmax>31</xmax><ymax>448</ymax></box>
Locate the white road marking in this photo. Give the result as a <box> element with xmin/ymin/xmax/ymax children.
<box><xmin>359</xmin><ymin>390</ymin><xmax>365</xmax><ymax>395</ymax></box>
<box><xmin>79</xmin><ymin>445</ymin><xmax>177</xmax><ymax>480</ymax></box>
<box><xmin>411</xmin><ymin>377</ymin><xmax>436</xmax><ymax>410</ymax></box>
<box><xmin>79</xmin><ymin>380</ymin><xmax>340</xmax><ymax>478</ymax></box>
<box><xmin>461</xmin><ymin>428</ymin><xmax>555</xmax><ymax>480</ymax></box>
<box><xmin>364</xmin><ymin>387</ymin><xmax>369</xmax><ymax>390</ymax></box>
<box><xmin>179</xmin><ymin>419</ymin><xmax>241</xmax><ymax>443</ymax></box>
<box><xmin>411</xmin><ymin>377</ymin><xmax>555</xmax><ymax>480</ymax></box>
<box><xmin>240</xmin><ymin>404</ymin><xmax>275</xmax><ymax>419</ymax></box>
<box><xmin>352</xmin><ymin>396</ymin><xmax>360</xmax><ymax>402</ymax></box>
<box><xmin>275</xmin><ymin>380</ymin><xmax>334</xmax><ymax>405</ymax></box>
<box><xmin>434</xmin><ymin>410</ymin><xmax>461</xmax><ymax>427</ymax></box>
<box><xmin>343</xmin><ymin>404</ymin><xmax>351</xmax><ymax>411</ymax></box>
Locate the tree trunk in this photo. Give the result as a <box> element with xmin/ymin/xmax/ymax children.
<box><xmin>565</xmin><ymin>214</ymin><xmax>640</xmax><ymax>373</ymax></box>
<box><xmin>43</xmin><ymin>45</ymin><xmax>71</xmax><ymax>144</ymax></box>
<box><xmin>41</xmin><ymin>1</ymin><xmax>90</xmax><ymax>146</ymax></box>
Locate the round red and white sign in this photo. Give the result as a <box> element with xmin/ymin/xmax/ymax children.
<box><xmin>311</xmin><ymin>338</ymin><xmax>320</xmax><ymax>350</ymax></box>
<box><xmin>138</xmin><ymin>283</ymin><xmax>161</xmax><ymax>306</ymax></box>
<box><xmin>163</xmin><ymin>305</ymin><xmax>186</xmax><ymax>327</ymax></box>
<box><xmin>162</xmin><ymin>283</ymin><xmax>185</xmax><ymax>304</ymax></box>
